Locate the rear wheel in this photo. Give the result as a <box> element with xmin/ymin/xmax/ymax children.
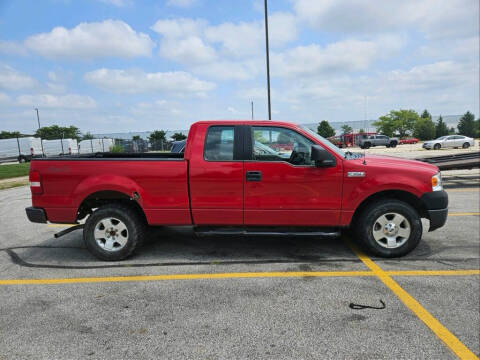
<box><xmin>433</xmin><ymin>143</ymin><xmax>441</xmax><ymax>150</ymax></box>
<box><xmin>354</xmin><ymin>199</ymin><xmax>422</xmax><ymax>257</ymax></box>
<box><xmin>390</xmin><ymin>141</ymin><xmax>397</xmax><ymax>148</ymax></box>
<box><xmin>83</xmin><ymin>203</ymin><xmax>146</xmax><ymax>261</ymax></box>
<box><xmin>462</xmin><ymin>142</ymin><xmax>470</xmax><ymax>149</ymax></box>
<box><xmin>363</xmin><ymin>142</ymin><xmax>371</xmax><ymax>149</ymax></box>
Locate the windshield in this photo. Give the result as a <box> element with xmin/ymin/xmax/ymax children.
<box><xmin>300</xmin><ymin>125</ymin><xmax>346</xmax><ymax>158</ymax></box>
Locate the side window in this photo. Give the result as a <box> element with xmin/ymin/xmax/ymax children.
<box><xmin>204</xmin><ymin>126</ymin><xmax>235</xmax><ymax>161</ymax></box>
<box><xmin>252</xmin><ymin>126</ymin><xmax>314</xmax><ymax>166</ymax></box>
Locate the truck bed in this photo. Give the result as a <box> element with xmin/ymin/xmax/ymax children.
<box><xmin>29</xmin><ymin>153</ymin><xmax>190</xmax><ymax>225</ymax></box>
<box><xmin>34</xmin><ymin>152</ymin><xmax>184</xmax><ymax>160</ymax></box>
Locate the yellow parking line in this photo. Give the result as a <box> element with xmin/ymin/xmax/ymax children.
<box><xmin>0</xmin><ymin>269</ymin><xmax>478</xmax><ymax>286</ymax></box>
<box><xmin>346</xmin><ymin>240</ymin><xmax>479</xmax><ymax>360</ymax></box>
<box><xmin>388</xmin><ymin>269</ymin><xmax>480</xmax><ymax>276</ymax></box>
<box><xmin>0</xmin><ymin>271</ymin><xmax>375</xmax><ymax>285</ymax></box>
<box><xmin>448</xmin><ymin>212</ymin><xmax>480</xmax><ymax>216</ymax></box>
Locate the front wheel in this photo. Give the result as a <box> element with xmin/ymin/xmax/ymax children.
<box><xmin>83</xmin><ymin>203</ymin><xmax>146</xmax><ymax>261</ymax></box>
<box><xmin>354</xmin><ymin>199</ymin><xmax>422</xmax><ymax>257</ymax></box>
<box><xmin>434</xmin><ymin>143</ymin><xmax>441</xmax><ymax>150</ymax></box>
<box><xmin>390</xmin><ymin>142</ymin><xmax>397</xmax><ymax>148</ymax></box>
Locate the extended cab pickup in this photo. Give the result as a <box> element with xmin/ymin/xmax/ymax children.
<box><xmin>26</xmin><ymin>121</ymin><xmax>448</xmax><ymax>260</ymax></box>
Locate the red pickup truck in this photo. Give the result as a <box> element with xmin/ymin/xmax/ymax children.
<box><xmin>26</xmin><ymin>121</ymin><xmax>448</xmax><ymax>260</ymax></box>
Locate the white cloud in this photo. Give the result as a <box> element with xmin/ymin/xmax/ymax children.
<box><xmin>0</xmin><ymin>65</ymin><xmax>37</xmax><ymax>90</ymax></box>
<box><xmin>151</xmin><ymin>18</ymin><xmax>207</xmax><ymax>39</ymax></box>
<box><xmin>84</xmin><ymin>68</ymin><xmax>216</xmax><ymax>95</ymax></box>
<box><xmin>97</xmin><ymin>0</ymin><xmax>132</xmax><ymax>6</ymax></box>
<box><xmin>166</xmin><ymin>0</ymin><xmax>197</xmax><ymax>8</ymax></box>
<box><xmin>293</xmin><ymin>0</ymin><xmax>478</xmax><ymax>39</ymax></box>
<box><xmin>272</xmin><ymin>35</ymin><xmax>405</xmax><ymax>78</ymax></box>
<box><xmin>160</xmin><ymin>36</ymin><xmax>216</xmax><ymax>64</ymax></box>
<box><xmin>192</xmin><ymin>59</ymin><xmax>262</xmax><ymax>80</ymax></box>
<box><xmin>0</xmin><ymin>40</ymin><xmax>27</xmax><ymax>56</ymax></box>
<box><xmin>382</xmin><ymin>61</ymin><xmax>475</xmax><ymax>93</ymax></box>
<box><xmin>16</xmin><ymin>94</ymin><xmax>97</xmax><ymax>109</ymax></box>
<box><xmin>152</xmin><ymin>13</ymin><xmax>298</xmax><ymax>63</ymax></box>
<box><xmin>24</xmin><ymin>20</ymin><xmax>154</xmax><ymax>59</ymax></box>
<box><xmin>0</xmin><ymin>92</ymin><xmax>10</xmax><ymax>104</ymax></box>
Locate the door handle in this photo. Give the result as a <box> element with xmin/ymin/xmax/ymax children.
<box><xmin>246</xmin><ymin>171</ymin><xmax>262</xmax><ymax>181</ymax></box>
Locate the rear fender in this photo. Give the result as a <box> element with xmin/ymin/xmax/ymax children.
<box><xmin>72</xmin><ymin>174</ymin><xmax>144</xmax><ymax>210</ymax></box>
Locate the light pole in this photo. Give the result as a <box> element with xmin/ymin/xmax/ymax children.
<box><xmin>35</xmin><ymin>108</ymin><xmax>45</xmax><ymax>156</ymax></box>
<box><xmin>264</xmin><ymin>0</ymin><xmax>271</xmax><ymax>120</ymax></box>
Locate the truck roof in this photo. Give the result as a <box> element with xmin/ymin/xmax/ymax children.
<box><xmin>191</xmin><ymin>120</ymin><xmax>300</xmax><ymax>127</ymax></box>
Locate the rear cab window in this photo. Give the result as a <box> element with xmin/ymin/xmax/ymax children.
<box><xmin>204</xmin><ymin>126</ymin><xmax>235</xmax><ymax>161</ymax></box>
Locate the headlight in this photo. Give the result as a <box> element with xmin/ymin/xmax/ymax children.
<box><xmin>431</xmin><ymin>172</ymin><xmax>442</xmax><ymax>191</ymax></box>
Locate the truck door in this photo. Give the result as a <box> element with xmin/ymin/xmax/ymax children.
<box><xmin>243</xmin><ymin>126</ymin><xmax>342</xmax><ymax>226</ymax></box>
<box><xmin>188</xmin><ymin>124</ymin><xmax>245</xmax><ymax>225</ymax></box>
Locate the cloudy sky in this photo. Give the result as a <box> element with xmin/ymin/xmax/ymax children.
<box><xmin>0</xmin><ymin>0</ymin><xmax>478</xmax><ymax>134</ymax></box>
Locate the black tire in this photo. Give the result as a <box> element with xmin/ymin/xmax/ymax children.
<box><xmin>390</xmin><ymin>141</ymin><xmax>397</xmax><ymax>148</ymax></box>
<box><xmin>18</xmin><ymin>156</ymin><xmax>26</xmax><ymax>163</ymax></box>
<box><xmin>386</xmin><ymin>144</ymin><xmax>390</xmax><ymax>148</ymax></box>
<box><xmin>364</xmin><ymin>142</ymin><xmax>371</xmax><ymax>149</ymax></box>
<box><xmin>354</xmin><ymin>199</ymin><xmax>422</xmax><ymax>258</ymax></box>
<box><xmin>462</xmin><ymin>142</ymin><xmax>470</xmax><ymax>149</ymax></box>
<box><xmin>433</xmin><ymin>143</ymin><xmax>441</xmax><ymax>150</ymax></box>
<box><xmin>83</xmin><ymin>203</ymin><xmax>146</xmax><ymax>261</ymax></box>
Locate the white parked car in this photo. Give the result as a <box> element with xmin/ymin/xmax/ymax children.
<box><xmin>0</xmin><ymin>137</ymin><xmax>43</xmax><ymax>163</ymax></box>
<box><xmin>423</xmin><ymin>135</ymin><xmax>475</xmax><ymax>150</ymax></box>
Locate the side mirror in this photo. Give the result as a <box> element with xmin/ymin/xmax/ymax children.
<box><xmin>311</xmin><ymin>145</ymin><xmax>336</xmax><ymax>167</ymax></box>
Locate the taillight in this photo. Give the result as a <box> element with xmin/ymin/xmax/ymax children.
<box><xmin>29</xmin><ymin>170</ymin><xmax>43</xmax><ymax>194</ymax></box>
<box><xmin>30</xmin><ymin>147</ymin><xmax>34</xmax><ymax>155</ymax></box>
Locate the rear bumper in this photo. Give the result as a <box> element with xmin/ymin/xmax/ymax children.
<box><xmin>420</xmin><ymin>190</ymin><xmax>448</xmax><ymax>231</ymax></box>
<box><xmin>26</xmin><ymin>207</ymin><xmax>47</xmax><ymax>223</ymax></box>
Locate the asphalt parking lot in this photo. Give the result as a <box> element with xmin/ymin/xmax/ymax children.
<box><xmin>0</xmin><ymin>177</ymin><xmax>479</xmax><ymax>359</ymax></box>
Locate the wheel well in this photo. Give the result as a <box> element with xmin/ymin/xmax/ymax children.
<box><xmin>352</xmin><ymin>190</ymin><xmax>428</xmax><ymax>225</ymax></box>
<box><xmin>77</xmin><ymin>190</ymin><xmax>146</xmax><ymax>222</ymax></box>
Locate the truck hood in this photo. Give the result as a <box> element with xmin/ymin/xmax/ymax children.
<box><xmin>362</xmin><ymin>154</ymin><xmax>438</xmax><ymax>173</ymax></box>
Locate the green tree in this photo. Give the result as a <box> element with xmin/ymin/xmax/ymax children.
<box><xmin>171</xmin><ymin>132</ymin><xmax>187</xmax><ymax>141</ymax></box>
<box><xmin>132</xmin><ymin>135</ymin><xmax>141</xmax><ymax>141</ymax></box>
<box><xmin>341</xmin><ymin>124</ymin><xmax>353</xmax><ymax>134</ymax></box>
<box><xmin>317</xmin><ymin>120</ymin><xmax>335</xmax><ymax>138</ymax></box>
<box><xmin>82</xmin><ymin>132</ymin><xmax>94</xmax><ymax>140</ymax></box>
<box><xmin>448</xmin><ymin>127</ymin><xmax>456</xmax><ymax>135</ymax></box>
<box><xmin>0</xmin><ymin>131</ymin><xmax>21</xmax><ymax>139</ymax></box>
<box><xmin>457</xmin><ymin>111</ymin><xmax>476</xmax><ymax>137</ymax></box>
<box><xmin>420</xmin><ymin>109</ymin><xmax>432</xmax><ymax>120</ymax></box>
<box><xmin>475</xmin><ymin>118</ymin><xmax>480</xmax><ymax>138</ymax></box>
<box><xmin>148</xmin><ymin>130</ymin><xmax>166</xmax><ymax>143</ymax></box>
<box><xmin>413</xmin><ymin>117</ymin><xmax>436</xmax><ymax>140</ymax></box>
<box><xmin>435</xmin><ymin>115</ymin><xmax>449</xmax><ymax>138</ymax></box>
<box><xmin>374</xmin><ymin>110</ymin><xmax>419</xmax><ymax>137</ymax></box>
<box><xmin>34</xmin><ymin>125</ymin><xmax>81</xmax><ymax>140</ymax></box>
<box><xmin>359</xmin><ymin>128</ymin><xmax>365</xmax><ymax>134</ymax></box>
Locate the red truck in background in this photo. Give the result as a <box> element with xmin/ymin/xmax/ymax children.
<box><xmin>399</xmin><ymin>137</ymin><xmax>419</xmax><ymax>145</ymax></box>
<box><xmin>26</xmin><ymin>120</ymin><xmax>448</xmax><ymax>261</ymax></box>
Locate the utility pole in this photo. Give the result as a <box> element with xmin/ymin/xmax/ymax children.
<box><xmin>251</xmin><ymin>101</ymin><xmax>254</xmax><ymax>120</ymax></box>
<box><xmin>264</xmin><ymin>0</ymin><xmax>271</xmax><ymax>120</ymax></box>
<box><xmin>35</xmin><ymin>108</ymin><xmax>45</xmax><ymax>156</ymax></box>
